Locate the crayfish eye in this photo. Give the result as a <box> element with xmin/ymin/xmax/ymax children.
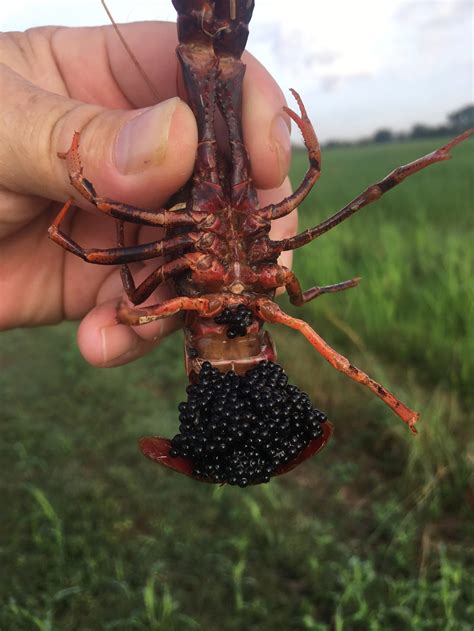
<box><xmin>168</xmin><ymin>360</ymin><xmax>328</xmax><ymax>486</ymax></box>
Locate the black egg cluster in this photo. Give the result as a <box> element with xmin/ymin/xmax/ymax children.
<box><xmin>169</xmin><ymin>361</ymin><xmax>327</xmax><ymax>487</ymax></box>
<box><xmin>214</xmin><ymin>305</ymin><xmax>254</xmax><ymax>338</ymax></box>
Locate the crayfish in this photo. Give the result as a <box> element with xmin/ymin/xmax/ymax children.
<box><xmin>48</xmin><ymin>0</ymin><xmax>473</xmax><ymax>486</ymax></box>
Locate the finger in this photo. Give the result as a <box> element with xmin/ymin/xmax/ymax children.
<box><xmin>77</xmin><ymin>269</ymin><xmax>181</xmax><ymax>367</ymax></box>
<box><xmin>0</xmin><ymin>64</ymin><xmax>197</xmax><ymax>213</ymax></box>
<box><xmin>242</xmin><ymin>55</ymin><xmax>291</xmax><ymax>190</ymax></box>
<box><xmin>52</xmin><ymin>23</ymin><xmax>291</xmax><ymax>191</ymax></box>
<box><xmin>77</xmin><ymin>299</ymin><xmax>182</xmax><ymax>368</ymax></box>
<box><xmin>262</xmin><ymin>176</ymin><xmax>297</xmax><ymax>271</ymax></box>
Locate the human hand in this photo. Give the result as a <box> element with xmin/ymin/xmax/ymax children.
<box><xmin>0</xmin><ymin>22</ymin><xmax>296</xmax><ymax>366</ymax></box>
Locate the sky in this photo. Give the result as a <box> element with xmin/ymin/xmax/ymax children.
<box><xmin>1</xmin><ymin>0</ymin><xmax>473</xmax><ymax>142</ymax></box>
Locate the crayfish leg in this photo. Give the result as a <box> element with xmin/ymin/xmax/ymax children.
<box><xmin>256</xmin><ymin>299</ymin><xmax>419</xmax><ymax>433</ymax></box>
<box><xmin>116</xmin><ymin>296</ymin><xmax>219</xmax><ymax>326</ymax></box>
<box><xmin>258</xmin><ymin>88</ymin><xmax>321</xmax><ymax>221</ymax></box>
<box><xmin>277</xmin><ymin>128</ymin><xmax>474</xmax><ymax>252</ymax></box>
<box><xmin>57</xmin><ymin>132</ymin><xmax>196</xmax><ymax>227</ymax></box>
<box><xmin>283</xmin><ymin>268</ymin><xmax>361</xmax><ymax>306</ymax></box>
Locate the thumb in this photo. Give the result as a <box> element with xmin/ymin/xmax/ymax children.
<box><xmin>0</xmin><ymin>65</ymin><xmax>197</xmax><ymax>210</ymax></box>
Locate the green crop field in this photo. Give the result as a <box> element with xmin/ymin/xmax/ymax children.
<box><xmin>1</xmin><ymin>137</ymin><xmax>473</xmax><ymax>630</ymax></box>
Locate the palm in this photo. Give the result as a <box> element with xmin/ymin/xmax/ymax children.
<box><xmin>0</xmin><ymin>22</ymin><xmax>294</xmax><ymax>364</ymax></box>
<box><xmin>1</xmin><ymin>24</ymin><xmax>174</xmax><ymax>326</ymax></box>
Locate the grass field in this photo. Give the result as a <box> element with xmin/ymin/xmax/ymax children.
<box><xmin>1</xmin><ymin>137</ymin><xmax>473</xmax><ymax>630</ymax></box>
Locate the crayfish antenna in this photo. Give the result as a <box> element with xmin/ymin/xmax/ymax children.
<box><xmin>100</xmin><ymin>0</ymin><xmax>160</xmax><ymax>101</ymax></box>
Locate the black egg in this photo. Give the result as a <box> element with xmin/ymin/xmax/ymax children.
<box><xmin>171</xmin><ymin>361</ymin><xmax>327</xmax><ymax>486</ymax></box>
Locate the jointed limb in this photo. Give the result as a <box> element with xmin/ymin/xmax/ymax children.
<box><xmin>284</xmin><ymin>269</ymin><xmax>361</xmax><ymax>306</ymax></box>
<box><xmin>258</xmin><ymin>89</ymin><xmax>321</xmax><ymax>221</ymax></box>
<box><xmin>216</xmin><ymin>58</ymin><xmax>258</xmax><ymax>207</ymax></box>
<box><xmin>117</xmin><ymin>295</ymin><xmax>222</xmax><ymax>326</ymax></box>
<box><xmin>175</xmin><ymin>38</ymin><xmax>221</xmax><ymax>190</ymax></box>
<box><xmin>277</xmin><ymin>129</ymin><xmax>473</xmax><ymax>252</ymax></box>
<box><xmin>255</xmin><ymin>298</ymin><xmax>419</xmax><ymax>432</ymax></box>
<box><xmin>58</xmin><ymin>132</ymin><xmax>196</xmax><ymax>227</ymax></box>
<box><xmin>48</xmin><ymin>200</ymin><xmax>196</xmax><ymax>264</ymax></box>
<box><xmin>118</xmin><ymin>255</ymin><xmax>191</xmax><ymax>305</ymax></box>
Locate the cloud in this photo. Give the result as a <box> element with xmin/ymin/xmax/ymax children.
<box><xmin>1</xmin><ymin>0</ymin><xmax>472</xmax><ymax>141</ymax></box>
<box><xmin>395</xmin><ymin>0</ymin><xmax>472</xmax><ymax>25</ymax></box>
<box><xmin>320</xmin><ymin>71</ymin><xmax>372</xmax><ymax>93</ymax></box>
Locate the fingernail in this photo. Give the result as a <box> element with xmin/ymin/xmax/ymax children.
<box><xmin>100</xmin><ymin>325</ymin><xmax>139</xmax><ymax>364</ymax></box>
<box><xmin>270</xmin><ymin>114</ymin><xmax>291</xmax><ymax>183</ymax></box>
<box><xmin>114</xmin><ymin>97</ymin><xmax>180</xmax><ymax>175</ymax></box>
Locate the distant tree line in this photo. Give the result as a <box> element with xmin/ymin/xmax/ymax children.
<box><xmin>323</xmin><ymin>104</ymin><xmax>474</xmax><ymax>149</ymax></box>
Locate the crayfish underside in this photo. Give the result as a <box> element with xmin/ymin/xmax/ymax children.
<box><xmin>48</xmin><ymin>0</ymin><xmax>473</xmax><ymax>485</ymax></box>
